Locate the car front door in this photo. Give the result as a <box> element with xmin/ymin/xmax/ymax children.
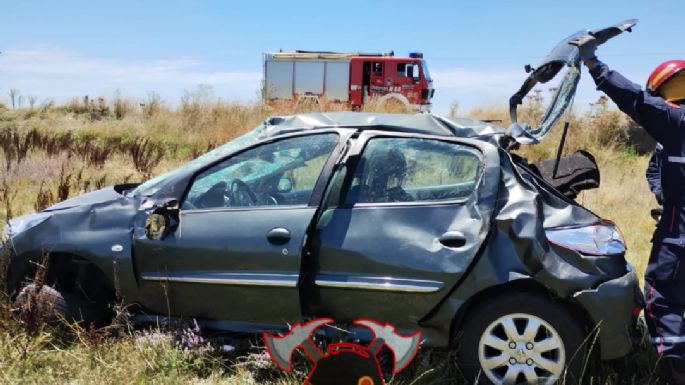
<box><xmin>308</xmin><ymin>132</ymin><xmax>500</xmax><ymax>329</ymax></box>
<box><xmin>134</xmin><ymin>132</ymin><xmax>342</xmax><ymax>326</ymax></box>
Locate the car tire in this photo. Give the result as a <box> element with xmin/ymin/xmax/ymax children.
<box><xmin>456</xmin><ymin>291</ymin><xmax>589</xmax><ymax>385</ymax></box>
<box><xmin>15</xmin><ymin>284</ymin><xmax>101</xmax><ymax>325</ymax></box>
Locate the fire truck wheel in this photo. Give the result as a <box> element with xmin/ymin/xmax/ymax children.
<box><xmin>379</xmin><ymin>94</ymin><xmax>410</xmax><ymax>112</ymax></box>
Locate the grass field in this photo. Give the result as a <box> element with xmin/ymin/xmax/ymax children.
<box><xmin>0</xmin><ymin>92</ymin><xmax>666</xmax><ymax>384</ymax></box>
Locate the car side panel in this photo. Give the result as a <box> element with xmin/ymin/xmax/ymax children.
<box><xmin>417</xmin><ymin>154</ymin><xmax>640</xmax><ymax>358</ymax></box>
<box><xmin>306</xmin><ymin>132</ymin><xmax>501</xmax><ymax>330</ymax></box>
<box><xmin>133</xmin><ymin>207</ymin><xmax>316</xmax><ymax>323</ymax></box>
<box><xmin>311</xmin><ymin>204</ymin><xmax>487</xmax><ymax>329</ymax></box>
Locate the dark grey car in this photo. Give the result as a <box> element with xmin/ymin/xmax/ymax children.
<box><xmin>2</xmin><ymin>21</ymin><xmax>642</xmax><ymax>385</ymax></box>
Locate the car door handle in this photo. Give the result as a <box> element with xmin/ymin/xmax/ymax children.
<box><xmin>439</xmin><ymin>231</ymin><xmax>467</xmax><ymax>248</ymax></box>
<box><xmin>267</xmin><ymin>227</ymin><xmax>291</xmax><ymax>245</ymax></box>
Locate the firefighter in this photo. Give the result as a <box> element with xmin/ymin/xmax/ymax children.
<box><xmin>570</xmin><ymin>35</ymin><xmax>685</xmax><ymax>383</ymax></box>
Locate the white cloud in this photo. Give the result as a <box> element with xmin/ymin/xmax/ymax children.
<box><xmin>0</xmin><ymin>48</ymin><xmax>262</xmax><ymax>104</ymax></box>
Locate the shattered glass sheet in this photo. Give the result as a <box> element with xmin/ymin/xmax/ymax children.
<box><xmin>528</xmin><ymin>66</ymin><xmax>581</xmax><ymax>141</ymax></box>
<box><xmin>509</xmin><ymin>19</ymin><xmax>637</xmax><ymax>144</ymax></box>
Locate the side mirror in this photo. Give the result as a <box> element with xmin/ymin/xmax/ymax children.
<box><xmin>277</xmin><ymin>177</ymin><xmax>293</xmax><ymax>193</ymax></box>
<box><xmin>144</xmin><ymin>199</ymin><xmax>179</xmax><ymax>240</ymax></box>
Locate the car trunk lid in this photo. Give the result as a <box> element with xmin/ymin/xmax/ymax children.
<box><xmin>508</xmin><ymin>19</ymin><xmax>638</xmax><ymax>144</ymax></box>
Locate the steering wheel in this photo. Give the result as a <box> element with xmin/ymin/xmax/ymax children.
<box><xmin>229</xmin><ymin>179</ymin><xmax>258</xmax><ymax>206</ymax></box>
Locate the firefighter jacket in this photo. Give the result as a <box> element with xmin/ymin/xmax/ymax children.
<box><xmin>589</xmin><ymin>60</ymin><xmax>685</xmax><ymax>246</ymax></box>
<box><xmin>647</xmin><ymin>143</ymin><xmax>664</xmax><ymax>204</ymax></box>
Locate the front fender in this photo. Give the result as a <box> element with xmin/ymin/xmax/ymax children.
<box><xmin>6</xmin><ymin>193</ymin><xmax>141</xmax><ymax>303</ymax></box>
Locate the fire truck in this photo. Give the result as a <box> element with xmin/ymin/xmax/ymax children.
<box><xmin>263</xmin><ymin>51</ymin><xmax>434</xmax><ymax>111</ymax></box>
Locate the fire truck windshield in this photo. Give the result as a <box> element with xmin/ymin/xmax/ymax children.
<box><xmin>421</xmin><ymin>60</ymin><xmax>431</xmax><ymax>81</ymax></box>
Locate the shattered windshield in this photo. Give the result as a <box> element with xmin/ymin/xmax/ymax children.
<box><xmin>187</xmin><ymin>134</ymin><xmax>337</xmax><ymax>198</ymax></box>
<box><xmin>526</xmin><ymin>65</ymin><xmax>581</xmax><ymax>141</ymax></box>
<box><xmin>131</xmin><ymin>126</ymin><xmax>265</xmax><ymax>196</ymax></box>
<box><xmin>182</xmin><ymin>134</ymin><xmax>338</xmax><ymax>209</ymax></box>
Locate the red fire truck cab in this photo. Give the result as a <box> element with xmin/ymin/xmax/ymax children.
<box><xmin>263</xmin><ymin>51</ymin><xmax>434</xmax><ymax>112</ymax></box>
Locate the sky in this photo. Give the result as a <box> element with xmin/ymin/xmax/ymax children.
<box><xmin>1</xmin><ymin>0</ymin><xmax>682</xmax><ymax>115</ymax></box>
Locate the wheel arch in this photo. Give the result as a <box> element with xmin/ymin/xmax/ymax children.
<box><xmin>379</xmin><ymin>93</ymin><xmax>411</xmax><ymax>108</ymax></box>
<box><xmin>12</xmin><ymin>251</ymin><xmax>117</xmax><ymax>305</ymax></box>
<box><xmin>449</xmin><ymin>279</ymin><xmax>598</xmax><ymax>348</ymax></box>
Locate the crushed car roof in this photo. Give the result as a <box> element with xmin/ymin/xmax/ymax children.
<box><xmin>260</xmin><ymin>112</ymin><xmax>505</xmax><ymax>139</ymax></box>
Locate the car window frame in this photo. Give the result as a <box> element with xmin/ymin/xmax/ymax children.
<box><xmin>336</xmin><ymin>131</ymin><xmax>487</xmax><ymax>208</ymax></box>
<box><xmin>178</xmin><ymin>130</ymin><xmax>347</xmax><ymax>213</ymax></box>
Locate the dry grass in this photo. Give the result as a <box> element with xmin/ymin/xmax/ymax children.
<box><xmin>0</xmin><ymin>91</ymin><xmax>665</xmax><ymax>384</ymax></box>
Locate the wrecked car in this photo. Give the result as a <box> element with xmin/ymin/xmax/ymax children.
<box><xmin>2</xmin><ymin>21</ymin><xmax>641</xmax><ymax>385</ymax></box>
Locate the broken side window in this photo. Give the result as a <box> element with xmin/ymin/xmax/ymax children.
<box><xmin>182</xmin><ymin>134</ymin><xmax>338</xmax><ymax>210</ymax></box>
<box><xmin>346</xmin><ymin>138</ymin><xmax>482</xmax><ymax>204</ymax></box>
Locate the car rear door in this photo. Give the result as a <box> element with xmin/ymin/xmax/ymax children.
<box><xmin>307</xmin><ymin>131</ymin><xmax>500</xmax><ymax>329</ymax></box>
<box><xmin>133</xmin><ymin>132</ymin><xmax>345</xmax><ymax>327</ymax></box>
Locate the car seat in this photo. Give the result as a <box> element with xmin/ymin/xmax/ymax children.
<box><xmin>351</xmin><ymin>147</ymin><xmax>412</xmax><ymax>203</ymax></box>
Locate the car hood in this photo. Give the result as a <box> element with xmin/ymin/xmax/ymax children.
<box><xmin>508</xmin><ymin>19</ymin><xmax>637</xmax><ymax>144</ymax></box>
<box><xmin>43</xmin><ymin>185</ymin><xmax>127</xmax><ymax>212</ymax></box>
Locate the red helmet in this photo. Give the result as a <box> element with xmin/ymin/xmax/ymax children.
<box><xmin>646</xmin><ymin>60</ymin><xmax>685</xmax><ymax>102</ymax></box>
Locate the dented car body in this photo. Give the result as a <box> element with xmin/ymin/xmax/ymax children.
<box><xmin>4</xmin><ymin>113</ymin><xmax>639</xmax><ymax>349</ymax></box>
<box><xmin>2</xmin><ymin>20</ymin><xmax>643</xmax><ymax>385</ymax></box>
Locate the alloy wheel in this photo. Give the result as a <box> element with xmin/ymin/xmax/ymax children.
<box><xmin>478</xmin><ymin>313</ymin><xmax>565</xmax><ymax>384</ymax></box>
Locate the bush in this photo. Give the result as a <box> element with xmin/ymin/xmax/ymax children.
<box><xmin>112</xmin><ymin>93</ymin><xmax>133</xmax><ymax>120</ymax></box>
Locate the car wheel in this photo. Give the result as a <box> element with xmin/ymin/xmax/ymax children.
<box><xmin>456</xmin><ymin>291</ymin><xmax>589</xmax><ymax>385</ymax></box>
<box><xmin>15</xmin><ymin>284</ymin><xmax>102</xmax><ymax>325</ymax></box>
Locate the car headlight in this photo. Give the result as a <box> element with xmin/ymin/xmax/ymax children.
<box><xmin>545</xmin><ymin>220</ymin><xmax>626</xmax><ymax>256</ymax></box>
<box><xmin>4</xmin><ymin>212</ymin><xmax>52</xmax><ymax>237</ymax></box>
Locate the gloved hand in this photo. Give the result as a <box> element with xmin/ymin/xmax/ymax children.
<box><xmin>568</xmin><ymin>34</ymin><xmax>598</xmax><ymax>63</ymax></box>
<box><xmin>651</xmin><ymin>207</ymin><xmax>663</xmax><ymax>222</ymax></box>
<box><xmin>655</xmin><ymin>191</ymin><xmax>664</xmax><ymax>205</ymax></box>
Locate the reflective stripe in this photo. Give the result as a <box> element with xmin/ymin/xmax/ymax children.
<box><xmin>667</xmin><ymin>156</ymin><xmax>685</xmax><ymax>164</ymax></box>
<box><xmin>651</xmin><ymin>336</ymin><xmax>685</xmax><ymax>344</ymax></box>
<box><xmin>649</xmin><ymin>66</ymin><xmax>675</xmax><ymax>90</ymax></box>
<box><xmin>646</xmin><ymin>284</ymin><xmax>665</xmax><ymax>354</ymax></box>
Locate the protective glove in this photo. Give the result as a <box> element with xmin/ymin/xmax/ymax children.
<box><xmin>568</xmin><ymin>34</ymin><xmax>598</xmax><ymax>63</ymax></box>
<box><xmin>656</xmin><ymin>191</ymin><xmax>664</xmax><ymax>205</ymax></box>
